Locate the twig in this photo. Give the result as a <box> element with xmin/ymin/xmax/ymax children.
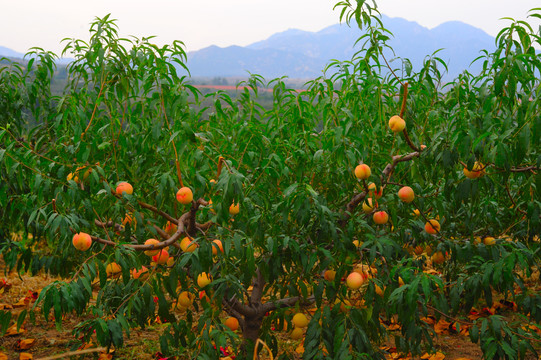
<box><xmin>399</xmin><ymin>83</ymin><xmax>408</xmax><ymax>118</ymax></box>
<box><xmin>36</xmin><ymin>347</ymin><xmax>108</xmax><ymax>360</ymax></box>
<box><xmin>254</xmin><ymin>338</ymin><xmax>274</xmax><ymax>360</ymax></box>
<box><xmin>505</xmin><ymin>184</ymin><xmax>528</xmax><ymax>216</ymax></box>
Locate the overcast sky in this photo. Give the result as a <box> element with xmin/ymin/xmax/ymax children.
<box><xmin>1</xmin><ymin>0</ymin><xmax>540</xmax><ymax>56</ymax></box>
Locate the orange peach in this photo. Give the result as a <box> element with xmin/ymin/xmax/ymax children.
<box><xmin>197</xmin><ymin>272</ymin><xmax>212</xmax><ymax>288</ymax></box>
<box><xmin>374</xmin><ymin>283</ymin><xmax>385</xmax><ymax>297</ymax></box>
<box><xmin>484</xmin><ymin>237</ymin><xmax>496</xmax><ymax>246</ymax></box>
<box><xmin>424</xmin><ymin>219</ymin><xmax>441</xmax><ymax>235</ymax></box>
<box><xmin>373</xmin><ymin>211</ymin><xmax>389</xmax><ymax>225</ymax></box>
<box><xmin>176</xmin><ymin>187</ymin><xmax>193</xmax><ymax>204</ymax></box>
<box><xmin>292</xmin><ymin>313</ymin><xmax>309</xmax><ymax>328</ymax></box>
<box><xmin>368</xmin><ymin>182</ymin><xmax>383</xmax><ymax>199</ymax></box>
<box><xmin>152</xmin><ymin>249</ymin><xmax>169</xmax><ymax>265</ymax></box>
<box><xmin>224</xmin><ymin>317</ymin><xmax>239</xmax><ymax>331</ymax></box>
<box><xmin>398</xmin><ymin>186</ymin><xmax>415</xmax><ymax>203</ymax></box>
<box><xmin>72</xmin><ymin>232</ymin><xmax>92</xmax><ymax>251</ymax></box>
<box><xmin>144</xmin><ymin>239</ymin><xmax>160</xmax><ymax>256</ymax></box>
<box><xmin>229</xmin><ymin>203</ymin><xmax>240</xmax><ymax>215</ymax></box>
<box><xmin>180</xmin><ymin>237</ymin><xmax>198</xmax><ymax>252</ymax></box>
<box><xmin>431</xmin><ymin>251</ymin><xmax>445</xmax><ymax>264</ymax></box>
<box><xmin>290</xmin><ymin>327</ymin><xmax>304</xmax><ymax>340</ymax></box>
<box><xmin>106</xmin><ymin>262</ymin><xmax>122</xmax><ymax>277</ymax></box>
<box><xmin>389</xmin><ymin>115</ymin><xmax>406</xmax><ymax>133</ymax></box>
<box><xmin>323</xmin><ymin>270</ymin><xmax>336</xmax><ymax>281</ymax></box>
<box><xmin>346</xmin><ymin>272</ymin><xmax>364</xmax><ymax>290</ymax></box>
<box><xmin>164</xmin><ymin>221</ymin><xmax>177</xmax><ymax>235</ymax></box>
<box><xmin>362</xmin><ymin>198</ymin><xmax>376</xmax><ymax>214</ymax></box>
<box><xmin>211</xmin><ymin>239</ymin><xmax>223</xmax><ymax>255</ymax></box>
<box><xmin>116</xmin><ymin>182</ymin><xmax>133</xmax><ymax>195</ymax></box>
<box><xmin>463</xmin><ymin>162</ymin><xmax>485</xmax><ymax>179</ymax></box>
<box><xmin>131</xmin><ymin>266</ymin><xmax>148</xmax><ymax>280</ymax></box>
<box><xmin>354</xmin><ymin>164</ymin><xmax>371</xmax><ymax>180</ymax></box>
<box><xmin>178</xmin><ymin>291</ymin><xmax>195</xmax><ymax>307</ymax></box>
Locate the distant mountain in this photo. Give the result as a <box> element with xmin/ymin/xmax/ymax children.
<box><xmin>0</xmin><ymin>46</ymin><xmax>72</xmax><ymax>65</ymax></box>
<box><xmin>1</xmin><ymin>16</ymin><xmax>497</xmax><ymax>80</ymax></box>
<box><xmin>187</xmin><ymin>15</ymin><xmax>496</xmax><ymax>80</ymax></box>
<box><xmin>0</xmin><ymin>46</ymin><xmax>26</xmax><ymax>59</ymax></box>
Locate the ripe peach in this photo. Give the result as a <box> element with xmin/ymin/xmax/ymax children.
<box><xmin>389</xmin><ymin>115</ymin><xmax>406</xmax><ymax>133</ymax></box>
<box><xmin>106</xmin><ymin>262</ymin><xmax>122</xmax><ymax>277</ymax></box>
<box><xmin>292</xmin><ymin>313</ymin><xmax>309</xmax><ymax>328</ymax></box>
<box><xmin>324</xmin><ymin>270</ymin><xmax>336</xmax><ymax>281</ymax></box>
<box><xmin>224</xmin><ymin>317</ymin><xmax>239</xmax><ymax>331</ymax></box>
<box><xmin>373</xmin><ymin>211</ymin><xmax>389</xmax><ymax>225</ymax></box>
<box><xmin>164</xmin><ymin>221</ymin><xmax>177</xmax><ymax>235</ymax></box>
<box><xmin>116</xmin><ymin>182</ymin><xmax>133</xmax><ymax>196</ymax></box>
<box><xmin>484</xmin><ymin>237</ymin><xmax>496</xmax><ymax>246</ymax></box>
<box><xmin>211</xmin><ymin>239</ymin><xmax>223</xmax><ymax>255</ymax></box>
<box><xmin>374</xmin><ymin>283</ymin><xmax>385</xmax><ymax>297</ymax></box>
<box><xmin>178</xmin><ymin>291</ymin><xmax>195</xmax><ymax>307</ymax></box>
<box><xmin>362</xmin><ymin>198</ymin><xmax>376</xmax><ymax>214</ymax></box>
<box><xmin>346</xmin><ymin>272</ymin><xmax>364</xmax><ymax>290</ymax></box>
<box><xmin>354</xmin><ymin>164</ymin><xmax>371</xmax><ymax>180</ymax></box>
<box><xmin>180</xmin><ymin>237</ymin><xmax>198</xmax><ymax>252</ymax></box>
<box><xmin>431</xmin><ymin>251</ymin><xmax>445</xmax><ymax>264</ymax></box>
<box><xmin>72</xmin><ymin>232</ymin><xmax>92</xmax><ymax>251</ymax></box>
<box><xmin>176</xmin><ymin>187</ymin><xmax>193</xmax><ymax>204</ymax></box>
<box><xmin>290</xmin><ymin>327</ymin><xmax>304</xmax><ymax>340</ymax></box>
<box><xmin>368</xmin><ymin>182</ymin><xmax>383</xmax><ymax>199</ymax></box>
<box><xmin>398</xmin><ymin>186</ymin><xmax>415</xmax><ymax>203</ymax></box>
<box><xmin>197</xmin><ymin>272</ymin><xmax>211</xmax><ymax>288</ymax></box>
<box><xmin>229</xmin><ymin>203</ymin><xmax>240</xmax><ymax>216</ymax></box>
<box><xmin>424</xmin><ymin>219</ymin><xmax>441</xmax><ymax>235</ymax></box>
<box><xmin>144</xmin><ymin>239</ymin><xmax>160</xmax><ymax>256</ymax></box>
<box><xmin>152</xmin><ymin>249</ymin><xmax>169</xmax><ymax>265</ymax></box>
<box><xmin>131</xmin><ymin>266</ymin><xmax>148</xmax><ymax>280</ymax></box>
<box><xmin>463</xmin><ymin>162</ymin><xmax>485</xmax><ymax>179</ymax></box>
<box><xmin>199</xmin><ymin>290</ymin><xmax>210</xmax><ymax>303</ymax></box>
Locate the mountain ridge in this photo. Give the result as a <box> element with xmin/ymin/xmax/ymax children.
<box><xmin>186</xmin><ymin>15</ymin><xmax>495</xmax><ymax>79</ymax></box>
<box><xmin>1</xmin><ymin>16</ymin><xmax>496</xmax><ymax>80</ymax></box>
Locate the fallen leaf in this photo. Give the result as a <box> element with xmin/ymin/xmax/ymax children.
<box><xmin>0</xmin><ymin>304</ymin><xmax>13</xmax><ymax>310</ymax></box>
<box><xmin>306</xmin><ymin>307</ymin><xmax>318</xmax><ymax>315</ymax></box>
<box><xmin>13</xmin><ymin>296</ymin><xmax>31</xmax><ymax>308</ymax></box>
<box><xmin>421</xmin><ymin>352</ymin><xmax>445</xmax><ymax>360</ymax></box>
<box><xmin>5</xmin><ymin>324</ymin><xmax>25</xmax><ymax>336</ymax></box>
<box><xmin>98</xmin><ymin>352</ymin><xmax>113</xmax><ymax>360</ymax></box>
<box><xmin>14</xmin><ymin>339</ymin><xmax>36</xmax><ymax>351</ymax></box>
<box><xmin>434</xmin><ymin>319</ymin><xmax>451</xmax><ymax>334</ymax></box>
<box><xmin>295</xmin><ymin>343</ymin><xmax>304</xmax><ymax>354</ymax></box>
<box><xmin>0</xmin><ymin>352</ymin><xmax>7</xmax><ymax>360</ymax></box>
<box><xmin>421</xmin><ymin>315</ymin><xmax>436</xmax><ymax>325</ymax></box>
<box><xmin>19</xmin><ymin>353</ymin><xmax>33</xmax><ymax>360</ymax></box>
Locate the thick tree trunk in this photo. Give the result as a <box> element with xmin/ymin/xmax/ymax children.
<box><xmin>241</xmin><ymin>315</ymin><xmax>264</xmax><ymax>357</ymax></box>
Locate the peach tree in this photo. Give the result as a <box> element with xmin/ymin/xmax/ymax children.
<box><xmin>1</xmin><ymin>3</ymin><xmax>540</xmax><ymax>359</ymax></box>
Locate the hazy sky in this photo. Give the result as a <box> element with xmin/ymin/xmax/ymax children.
<box><xmin>1</xmin><ymin>0</ymin><xmax>540</xmax><ymax>56</ymax></box>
